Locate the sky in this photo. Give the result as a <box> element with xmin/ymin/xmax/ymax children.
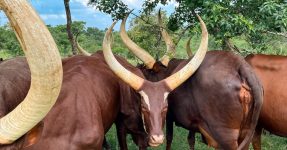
<box><xmin>0</xmin><ymin>0</ymin><xmax>178</xmax><ymax>30</ymax></box>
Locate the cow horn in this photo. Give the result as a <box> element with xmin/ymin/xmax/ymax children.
<box><xmin>186</xmin><ymin>37</ymin><xmax>193</xmax><ymax>57</ymax></box>
<box><xmin>164</xmin><ymin>14</ymin><xmax>208</xmax><ymax>90</ymax></box>
<box><xmin>76</xmin><ymin>40</ymin><xmax>92</xmax><ymax>56</ymax></box>
<box><xmin>0</xmin><ymin>0</ymin><xmax>62</xmax><ymax>144</ymax></box>
<box><xmin>103</xmin><ymin>21</ymin><xmax>145</xmax><ymax>90</ymax></box>
<box><xmin>120</xmin><ymin>13</ymin><xmax>156</xmax><ymax>69</ymax></box>
<box><xmin>158</xmin><ymin>10</ymin><xmax>176</xmax><ymax>67</ymax></box>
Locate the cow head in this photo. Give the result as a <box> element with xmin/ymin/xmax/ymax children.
<box><xmin>0</xmin><ymin>0</ymin><xmax>62</xmax><ymax>145</ymax></box>
<box><xmin>102</xmin><ymin>13</ymin><xmax>208</xmax><ymax>147</ymax></box>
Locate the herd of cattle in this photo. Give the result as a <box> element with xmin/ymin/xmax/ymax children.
<box><xmin>0</xmin><ymin>0</ymin><xmax>286</xmax><ymax>150</ymax></box>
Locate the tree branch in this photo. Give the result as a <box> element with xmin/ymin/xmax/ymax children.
<box><xmin>263</xmin><ymin>30</ymin><xmax>287</xmax><ymax>38</ymax></box>
<box><xmin>174</xmin><ymin>24</ymin><xmax>192</xmax><ymax>46</ymax></box>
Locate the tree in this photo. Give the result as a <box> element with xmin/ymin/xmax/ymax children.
<box><xmin>0</xmin><ymin>24</ymin><xmax>22</xmax><ymax>57</ymax></box>
<box><xmin>88</xmin><ymin>0</ymin><xmax>287</xmax><ymax>53</ymax></box>
<box><xmin>64</xmin><ymin>0</ymin><xmax>78</xmax><ymax>55</ymax></box>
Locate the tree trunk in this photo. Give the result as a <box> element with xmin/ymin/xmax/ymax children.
<box><xmin>64</xmin><ymin>0</ymin><xmax>77</xmax><ymax>55</ymax></box>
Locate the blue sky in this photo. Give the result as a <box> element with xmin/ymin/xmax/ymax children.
<box><xmin>0</xmin><ymin>0</ymin><xmax>178</xmax><ymax>30</ymax></box>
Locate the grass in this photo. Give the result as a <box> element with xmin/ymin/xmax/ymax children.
<box><xmin>106</xmin><ymin>125</ymin><xmax>287</xmax><ymax>150</ymax></box>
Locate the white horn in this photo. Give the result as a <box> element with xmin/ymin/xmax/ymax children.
<box><xmin>0</xmin><ymin>0</ymin><xmax>62</xmax><ymax>144</ymax></box>
<box><xmin>186</xmin><ymin>37</ymin><xmax>193</xmax><ymax>57</ymax></box>
<box><xmin>164</xmin><ymin>14</ymin><xmax>208</xmax><ymax>90</ymax></box>
<box><xmin>103</xmin><ymin>21</ymin><xmax>145</xmax><ymax>91</ymax></box>
<box><xmin>120</xmin><ymin>13</ymin><xmax>156</xmax><ymax>69</ymax></box>
<box><xmin>158</xmin><ymin>10</ymin><xmax>176</xmax><ymax>66</ymax></box>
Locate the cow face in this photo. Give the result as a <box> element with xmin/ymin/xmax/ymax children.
<box><xmin>103</xmin><ymin>14</ymin><xmax>208</xmax><ymax>147</ymax></box>
<box><xmin>138</xmin><ymin>81</ymin><xmax>170</xmax><ymax>147</ymax></box>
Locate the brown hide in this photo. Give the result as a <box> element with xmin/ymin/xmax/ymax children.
<box><xmin>168</xmin><ymin>51</ymin><xmax>262</xmax><ymax>150</ymax></box>
<box><xmin>27</xmin><ymin>54</ymin><xmax>122</xmax><ymax>149</ymax></box>
<box><xmin>0</xmin><ymin>51</ymin><xmax>144</xmax><ymax>150</ymax></box>
<box><xmin>117</xmin><ymin>51</ymin><xmax>263</xmax><ymax>150</ymax></box>
<box><xmin>245</xmin><ymin>54</ymin><xmax>287</xmax><ymax>150</ymax></box>
<box><xmin>137</xmin><ymin>51</ymin><xmax>263</xmax><ymax>150</ymax></box>
<box><xmin>0</xmin><ymin>57</ymin><xmax>31</xmax><ymax>149</ymax></box>
<box><xmin>115</xmin><ymin>82</ymin><xmax>149</xmax><ymax>149</ymax></box>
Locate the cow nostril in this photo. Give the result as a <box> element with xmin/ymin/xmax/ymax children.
<box><xmin>150</xmin><ymin>135</ymin><xmax>164</xmax><ymax>143</ymax></box>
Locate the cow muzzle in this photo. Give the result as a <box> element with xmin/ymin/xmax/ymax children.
<box><xmin>148</xmin><ymin>134</ymin><xmax>164</xmax><ymax>147</ymax></box>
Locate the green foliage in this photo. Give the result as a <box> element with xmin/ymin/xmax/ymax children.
<box><xmin>258</xmin><ymin>1</ymin><xmax>287</xmax><ymax>32</ymax></box>
<box><xmin>0</xmin><ymin>24</ymin><xmax>22</xmax><ymax>58</ymax></box>
<box><xmin>88</xmin><ymin>0</ymin><xmax>287</xmax><ymax>54</ymax></box>
<box><xmin>88</xmin><ymin>0</ymin><xmax>129</xmax><ymax>20</ymax></box>
<box><xmin>127</xmin><ymin>11</ymin><xmax>169</xmax><ymax>59</ymax></box>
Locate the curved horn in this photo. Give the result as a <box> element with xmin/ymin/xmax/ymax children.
<box><xmin>164</xmin><ymin>14</ymin><xmax>208</xmax><ymax>90</ymax></box>
<box><xmin>158</xmin><ymin>10</ymin><xmax>176</xmax><ymax>66</ymax></box>
<box><xmin>75</xmin><ymin>38</ymin><xmax>92</xmax><ymax>56</ymax></box>
<box><xmin>0</xmin><ymin>0</ymin><xmax>62</xmax><ymax>144</ymax></box>
<box><xmin>120</xmin><ymin>14</ymin><xmax>156</xmax><ymax>69</ymax></box>
<box><xmin>103</xmin><ymin>21</ymin><xmax>145</xmax><ymax>90</ymax></box>
<box><xmin>186</xmin><ymin>37</ymin><xmax>193</xmax><ymax>57</ymax></box>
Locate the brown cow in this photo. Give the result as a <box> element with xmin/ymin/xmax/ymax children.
<box><xmin>26</xmin><ymin>52</ymin><xmax>148</xmax><ymax>149</ymax></box>
<box><xmin>0</xmin><ymin>0</ymin><xmax>62</xmax><ymax>149</ymax></box>
<box><xmin>135</xmin><ymin>50</ymin><xmax>263</xmax><ymax>150</ymax></box>
<box><xmin>1</xmin><ymin>52</ymin><xmax>151</xmax><ymax>149</ymax></box>
<box><xmin>101</xmin><ymin>12</ymin><xmax>208</xmax><ymax>148</ymax></box>
<box><xmin>116</xmin><ymin>11</ymin><xmax>263</xmax><ymax>149</ymax></box>
<box><xmin>245</xmin><ymin>54</ymin><xmax>287</xmax><ymax>150</ymax></box>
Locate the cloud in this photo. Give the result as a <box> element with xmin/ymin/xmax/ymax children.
<box><xmin>72</xmin><ymin>0</ymin><xmax>89</xmax><ymax>6</ymax></box>
<box><xmin>40</xmin><ymin>14</ymin><xmax>66</xmax><ymax>20</ymax></box>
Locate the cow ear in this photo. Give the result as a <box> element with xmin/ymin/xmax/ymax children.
<box><xmin>23</xmin><ymin>121</ymin><xmax>44</xmax><ymax>148</ymax></box>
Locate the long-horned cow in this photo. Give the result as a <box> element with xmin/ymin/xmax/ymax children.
<box><xmin>0</xmin><ymin>0</ymin><xmax>62</xmax><ymax>149</ymax></box>
<box><xmin>101</xmin><ymin>11</ymin><xmax>208</xmax><ymax>148</ymax></box>
<box><xmin>117</xmin><ymin>11</ymin><xmax>264</xmax><ymax>149</ymax></box>
<box><xmin>245</xmin><ymin>54</ymin><xmax>287</xmax><ymax>150</ymax></box>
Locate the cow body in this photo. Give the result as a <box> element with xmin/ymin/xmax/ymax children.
<box><xmin>0</xmin><ymin>51</ymin><xmax>146</xmax><ymax>150</ymax></box>
<box><xmin>165</xmin><ymin>51</ymin><xmax>262</xmax><ymax>150</ymax></box>
<box><xmin>245</xmin><ymin>54</ymin><xmax>287</xmax><ymax>150</ymax></box>
<box><xmin>28</xmin><ymin>53</ymin><xmax>122</xmax><ymax>150</ymax></box>
<box><xmin>117</xmin><ymin>51</ymin><xmax>263</xmax><ymax>150</ymax></box>
<box><xmin>0</xmin><ymin>57</ymin><xmax>32</xmax><ymax>149</ymax></box>
<box><xmin>139</xmin><ymin>51</ymin><xmax>263</xmax><ymax>150</ymax></box>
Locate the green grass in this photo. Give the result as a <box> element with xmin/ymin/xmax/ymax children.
<box><xmin>106</xmin><ymin>125</ymin><xmax>287</xmax><ymax>150</ymax></box>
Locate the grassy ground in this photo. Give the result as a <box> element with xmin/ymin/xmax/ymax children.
<box><xmin>106</xmin><ymin>125</ymin><xmax>287</xmax><ymax>150</ymax></box>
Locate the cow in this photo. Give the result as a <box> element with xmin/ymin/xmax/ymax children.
<box><xmin>245</xmin><ymin>54</ymin><xmax>287</xmax><ymax>150</ymax></box>
<box><xmin>101</xmin><ymin>12</ymin><xmax>208</xmax><ymax>149</ymax></box>
<box><xmin>165</xmin><ymin>51</ymin><xmax>263</xmax><ymax>150</ymax></box>
<box><xmin>116</xmin><ymin>11</ymin><xmax>263</xmax><ymax>150</ymax></box>
<box><xmin>0</xmin><ymin>0</ymin><xmax>62</xmax><ymax>149</ymax></box>
<box><xmin>76</xmin><ymin>35</ymin><xmax>149</xmax><ymax>150</ymax></box>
